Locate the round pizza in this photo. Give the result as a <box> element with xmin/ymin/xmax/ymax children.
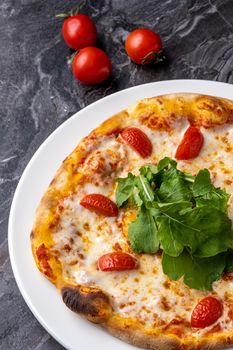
<box><xmin>31</xmin><ymin>93</ymin><xmax>233</xmax><ymax>349</ymax></box>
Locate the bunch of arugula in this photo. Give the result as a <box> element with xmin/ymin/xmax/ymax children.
<box><xmin>116</xmin><ymin>157</ymin><xmax>233</xmax><ymax>290</ymax></box>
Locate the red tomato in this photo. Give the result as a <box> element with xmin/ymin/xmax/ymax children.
<box><xmin>62</xmin><ymin>14</ymin><xmax>97</xmax><ymax>50</ymax></box>
<box><xmin>80</xmin><ymin>194</ymin><xmax>118</xmax><ymax>217</ymax></box>
<box><xmin>175</xmin><ymin>126</ymin><xmax>204</xmax><ymax>160</ymax></box>
<box><xmin>191</xmin><ymin>296</ymin><xmax>223</xmax><ymax>328</ymax></box>
<box><xmin>97</xmin><ymin>252</ymin><xmax>138</xmax><ymax>271</ymax></box>
<box><xmin>228</xmin><ymin>307</ymin><xmax>233</xmax><ymax>320</ymax></box>
<box><xmin>36</xmin><ymin>244</ymin><xmax>53</xmax><ymax>278</ymax></box>
<box><xmin>125</xmin><ymin>28</ymin><xmax>163</xmax><ymax>64</ymax></box>
<box><xmin>121</xmin><ymin>127</ymin><xmax>152</xmax><ymax>158</ymax></box>
<box><xmin>72</xmin><ymin>47</ymin><xmax>112</xmax><ymax>85</ymax></box>
<box><xmin>166</xmin><ymin>318</ymin><xmax>183</xmax><ymax>327</ymax></box>
<box><xmin>205</xmin><ymin>323</ymin><xmax>222</xmax><ymax>334</ymax></box>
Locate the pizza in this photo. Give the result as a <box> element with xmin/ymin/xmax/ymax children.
<box><xmin>31</xmin><ymin>93</ymin><xmax>233</xmax><ymax>350</ymax></box>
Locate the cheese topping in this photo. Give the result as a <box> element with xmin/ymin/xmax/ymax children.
<box><xmin>52</xmin><ymin>120</ymin><xmax>233</xmax><ymax>335</ymax></box>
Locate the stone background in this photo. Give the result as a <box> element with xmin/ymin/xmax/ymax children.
<box><xmin>1</xmin><ymin>0</ymin><xmax>233</xmax><ymax>349</ymax></box>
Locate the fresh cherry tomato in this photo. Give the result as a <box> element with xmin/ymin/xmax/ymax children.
<box><xmin>72</xmin><ymin>47</ymin><xmax>112</xmax><ymax>85</ymax></box>
<box><xmin>191</xmin><ymin>296</ymin><xmax>223</xmax><ymax>328</ymax></box>
<box><xmin>125</xmin><ymin>28</ymin><xmax>163</xmax><ymax>64</ymax></box>
<box><xmin>175</xmin><ymin>126</ymin><xmax>204</xmax><ymax>160</ymax></box>
<box><xmin>121</xmin><ymin>127</ymin><xmax>152</xmax><ymax>158</ymax></box>
<box><xmin>80</xmin><ymin>194</ymin><xmax>118</xmax><ymax>217</ymax></box>
<box><xmin>97</xmin><ymin>252</ymin><xmax>138</xmax><ymax>271</ymax></box>
<box><xmin>62</xmin><ymin>14</ymin><xmax>97</xmax><ymax>50</ymax></box>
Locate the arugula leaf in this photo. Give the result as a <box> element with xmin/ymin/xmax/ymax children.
<box><xmin>153</xmin><ymin>202</ymin><xmax>191</xmax><ymax>257</ymax></box>
<box><xmin>225</xmin><ymin>251</ymin><xmax>233</xmax><ymax>272</ymax></box>
<box><xmin>157</xmin><ymin>157</ymin><xmax>177</xmax><ymax>171</ymax></box>
<box><xmin>193</xmin><ymin>168</ymin><xmax>230</xmax><ymax>212</ymax></box>
<box><xmin>152</xmin><ymin>202</ymin><xmax>232</xmax><ymax>257</ymax></box>
<box><xmin>131</xmin><ymin>188</ymin><xmax>143</xmax><ymax>207</ymax></box>
<box><xmin>162</xmin><ymin>250</ymin><xmax>226</xmax><ymax>291</ymax></box>
<box><xmin>183</xmin><ymin>206</ymin><xmax>233</xmax><ymax>256</ymax></box>
<box><xmin>140</xmin><ymin>164</ymin><xmax>158</xmax><ymax>182</ymax></box>
<box><xmin>193</xmin><ymin>169</ymin><xmax>213</xmax><ymax>196</ymax></box>
<box><xmin>157</xmin><ymin>168</ymin><xmax>193</xmax><ymax>202</ymax></box>
<box><xmin>193</xmin><ymin>219</ymin><xmax>233</xmax><ymax>257</ymax></box>
<box><xmin>128</xmin><ymin>206</ymin><xmax>159</xmax><ymax>253</ymax></box>
<box><xmin>116</xmin><ymin>173</ymin><xmax>155</xmax><ymax>207</ymax></box>
<box><xmin>139</xmin><ymin>157</ymin><xmax>177</xmax><ymax>184</ymax></box>
<box><xmin>116</xmin><ymin>173</ymin><xmax>136</xmax><ymax>207</ymax></box>
<box><xmin>140</xmin><ymin>158</ymin><xmax>194</xmax><ymax>203</ymax></box>
<box><xmin>137</xmin><ymin>175</ymin><xmax>154</xmax><ymax>202</ymax></box>
<box><xmin>156</xmin><ymin>217</ymin><xmax>184</xmax><ymax>257</ymax></box>
<box><xmin>195</xmin><ymin>188</ymin><xmax>230</xmax><ymax>213</ymax></box>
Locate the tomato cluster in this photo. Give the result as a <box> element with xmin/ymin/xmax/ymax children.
<box><xmin>57</xmin><ymin>6</ymin><xmax>164</xmax><ymax>85</ymax></box>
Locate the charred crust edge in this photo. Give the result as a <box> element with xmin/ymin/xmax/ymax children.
<box><xmin>30</xmin><ymin>230</ymin><xmax>35</xmax><ymax>240</ymax></box>
<box><xmin>61</xmin><ymin>285</ymin><xmax>112</xmax><ymax>323</ymax></box>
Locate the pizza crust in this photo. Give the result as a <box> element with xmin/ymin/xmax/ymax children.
<box><xmin>104</xmin><ymin>319</ymin><xmax>233</xmax><ymax>350</ymax></box>
<box><xmin>31</xmin><ymin>93</ymin><xmax>233</xmax><ymax>349</ymax></box>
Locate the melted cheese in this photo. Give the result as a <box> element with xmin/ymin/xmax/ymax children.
<box><xmin>52</xmin><ymin>120</ymin><xmax>233</xmax><ymax>335</ymax></box>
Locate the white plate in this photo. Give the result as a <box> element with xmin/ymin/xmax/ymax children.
<box><xmin>8</xmin><ymin>80</ymin><xmax>233</xmax><ymax>350</ymax></box>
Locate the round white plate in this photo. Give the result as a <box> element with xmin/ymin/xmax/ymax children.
<box><xmin>9</xmin><ymin>80</ymin><xmax>233</xmax><ymax>350</ymax></box>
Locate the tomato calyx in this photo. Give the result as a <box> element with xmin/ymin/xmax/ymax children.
<box><xmin>67</xmin><ymin>51</ymin><xmax>78</xmax><ymax>65</ymax></box>
<box><xmin>141</xmin><ymin>50</ymin><xmax>166</xmax><ymax>65</ymax></box>
<box><xmin>55</xmin><ymin>2</ymin><xmax>84</xmax><ymax>19</ymax></box>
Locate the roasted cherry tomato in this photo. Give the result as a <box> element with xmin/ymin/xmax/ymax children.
<box><xmin>228</xmin><ymin>308</ymin><xmax>233</xmax><ymax>321</ymax></box>
<box><xmin>97</xmin><ymin>252</ymin><xmax>138</xmax><ymax>271</ymax></box>
<box><xmin>36</xmin><ymin>244</ymin><xmax>53</xmax><ymax>278</ymax></box>
<box><xmin>175</xmin><ymin>126</ymin><xmax>204</xmax><ymax>160</ymax></box>
<box><xmin>205</xmin><ymin>323</ymin><xmax>222</xmax><ymax>334</ymax></box>
<box><xmin>62</xmin><ymin>14</ymin><xmax>97</xmax><ymax>50</ymax></box>
<box><xmin>125</xmin><ymin>28</ymin><xmax>163</xmax><ymax>64</ymax></box>
<box><xmin>121</xmin><ymin>127</ymin><xmax>152</xmax><ymax>158</ymax></box>
<box><xmin>80</xmin><ymin>194</ymin><xmax>118</xmax><ymax>217</ymax></box>
<box><xmin>72</xmin><ymin>47</ymin><xmax>112</xmax><ymax>85</ymax></box>
<box><xmin>191</xmin><ymin>296</ymin><xmax>223</xmax><ymax>328</ymax></box>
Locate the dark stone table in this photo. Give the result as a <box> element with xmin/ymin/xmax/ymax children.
<box><xmin>1</xmin><ymin>0</ymin><xmax>233</xmax><ymax>349</ymax></box>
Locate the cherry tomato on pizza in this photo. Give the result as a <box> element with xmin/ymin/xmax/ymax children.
<box><xmin>98</xmin><ymin>252</ymin><xmax>139</xmax><ymax>271</ymax></box>
<box><xmin>80</xmin><ymin>193</ymin><xmax>118</xmax><ymax>216</ymax></box>
<box><xmin>121</xmin><ymin>127</ymin><xmax>152</xmax><ymax>158</ymax></box>
<box><xmin>72</xmin><ymin>47</ymin><xmax>112</xmax><ymax>85</ymax></box>
<box><xmin>191</xmin><ymin>296</ymin><xmax>223</xmax><ymax>328</ymax></box>
<box><xmin>125</xmin><ymin>28</ymin><xmax>164</xmax><ymax>65</ymax></box>
<box><xmin>175</xmin><ymin>126</ymin><xmax>204</xmax><ymax>160</ymax></box>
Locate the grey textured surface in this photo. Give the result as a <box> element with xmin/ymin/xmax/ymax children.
<box><xmin>1</xmin><ymin>0</ymin><xmax>233</xmax><ymax>349</ymax></box>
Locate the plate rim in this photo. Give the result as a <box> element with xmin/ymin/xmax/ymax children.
<box><xmin>8</xmin><ymin>79</ymin><xmax>233</xmax><ymax>350</ymax></box>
